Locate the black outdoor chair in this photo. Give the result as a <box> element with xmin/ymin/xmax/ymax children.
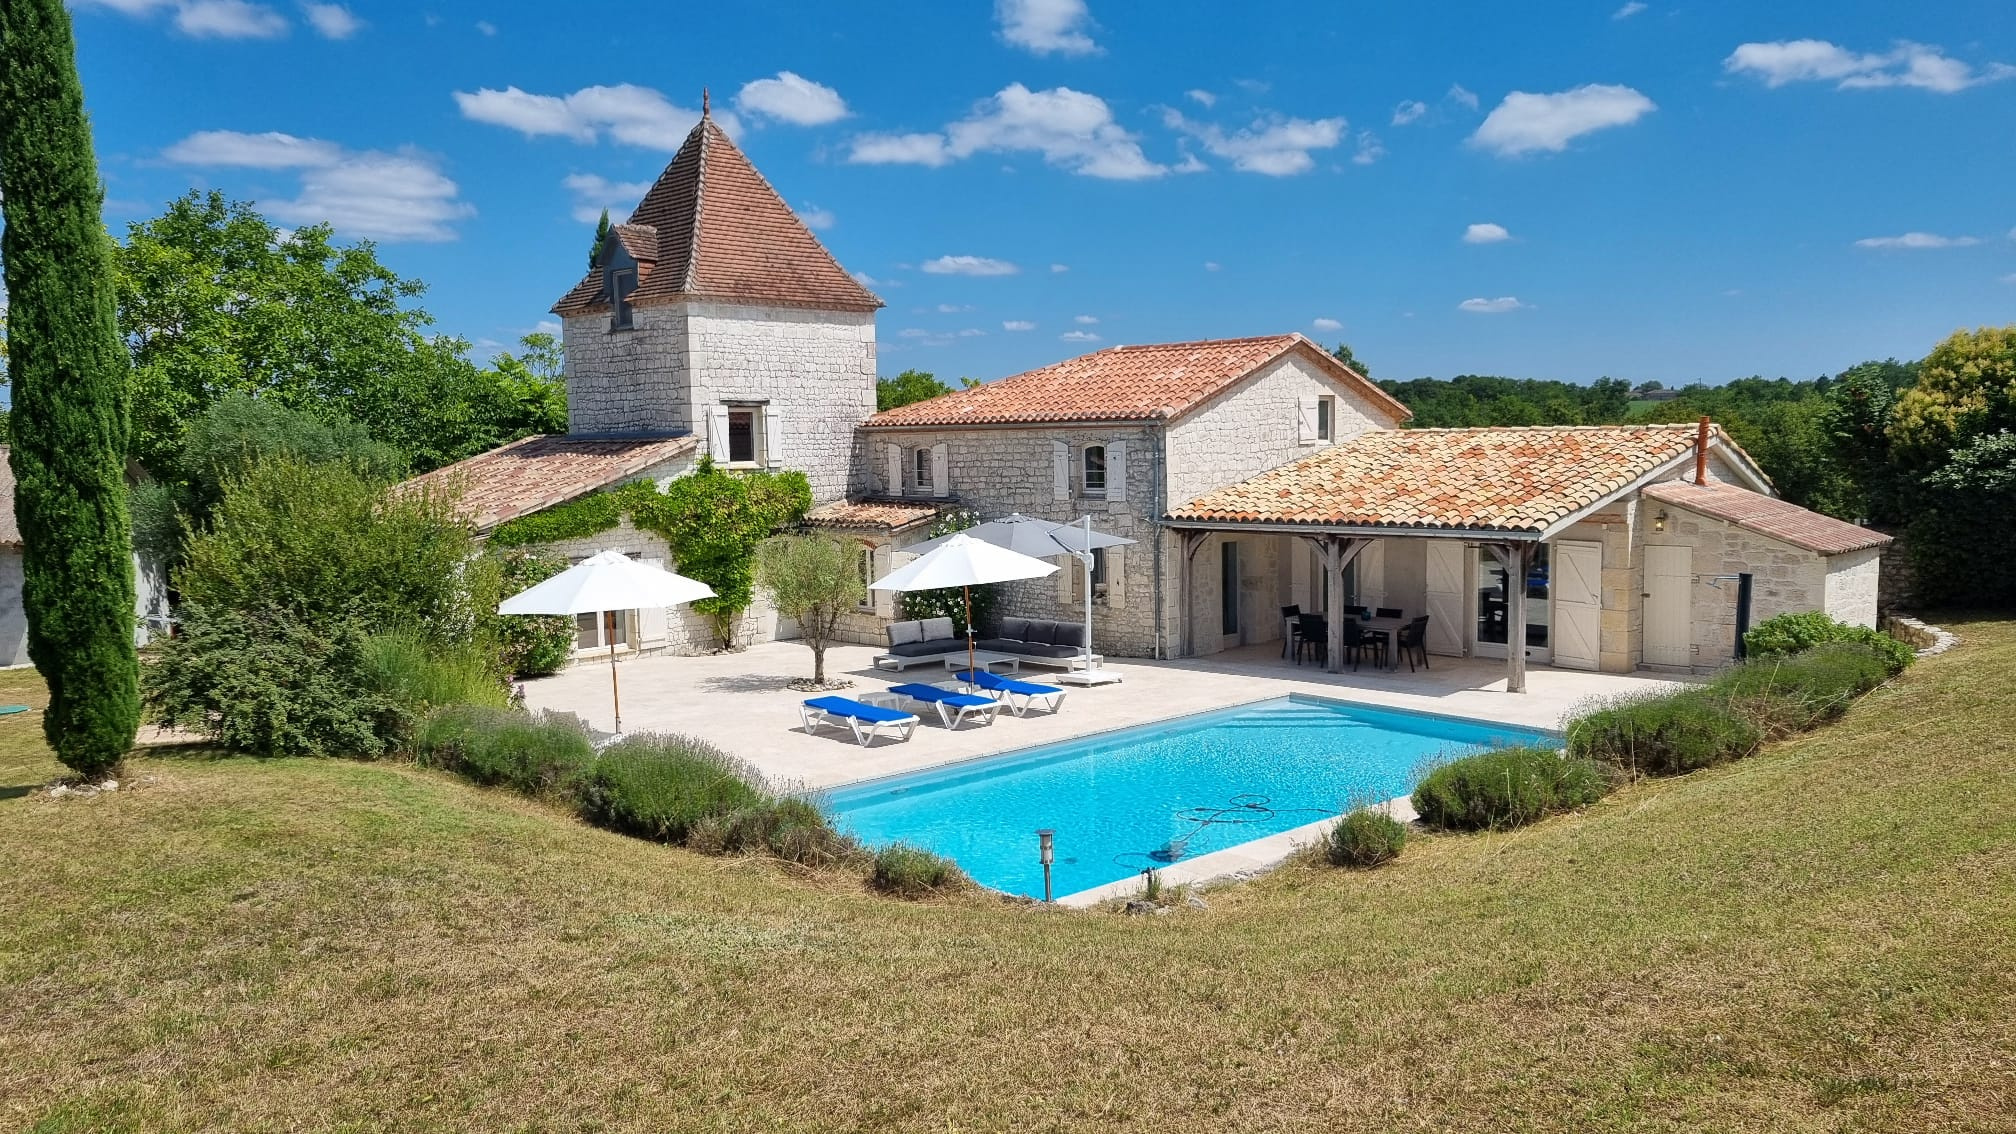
<box><xmin>1340</xmin><ymin>619</ymin><xmax>1386</xmax><ymax>671</ymax></box>
<box><xmin>1375</xmin><ymin>607</ymin><xmax>1403</xmax><ymax>620</ymax></box>
<box><xmin>1280</xmin><ymin>605</ymin><xmax>1302</xmax><ymax>660</ymax></box>
<box><xmin>1294</xmin><ymin>613</ymin><xmax>1327</xmax><ymax>666</ymax></box>
<box><xmin>1394</xmin><ymin>615</ymin><xmax>1431</xmax><ymax>672</ymax></box>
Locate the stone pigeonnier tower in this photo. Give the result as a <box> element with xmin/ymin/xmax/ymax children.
<box><xmin>549</xmin><ymin>102</ymin><xmax>883</xmax><ymax>504</ymax></box>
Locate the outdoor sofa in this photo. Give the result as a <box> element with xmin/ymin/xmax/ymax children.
<box><xmin>873</xmin><ymin>615</ymin><xmax>1105</xmax><ymax>672</ymax></box>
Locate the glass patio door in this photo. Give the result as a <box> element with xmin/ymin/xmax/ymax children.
<box><xmin>1471</xmin><ymin>544</ymin><xmax>1551</xmax><ymax>664</ymax></box>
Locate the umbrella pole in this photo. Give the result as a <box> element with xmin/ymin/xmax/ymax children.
<box><xmin>606</xmin><ymin>610</ymin><xmax>622</xmax><ymax>735</ymax></box>
<box><xmin>964</xmin><ymin>584</ymin><xmax>977</xmax><ymax>681</ymax></box>
<box><xmin>1081</xmin><ymin>515</ymin><xmax>1096</xmax><ymax>672</ymax></box>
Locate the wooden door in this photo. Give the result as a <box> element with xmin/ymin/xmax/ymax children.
<box><xmin>1423</xmin><ymin>541</ymin><xmax>1465</xmax><ymax>656</ymax></box>
<box><xmin>1553</xmin><ymin>541</ymin><xmax>1602</xmax><ymax>671</ymax></box>
<box><xmin>1644</xmin><ymin>544</ymin><xmax>1693</xmax><ymax>667</ymax></box>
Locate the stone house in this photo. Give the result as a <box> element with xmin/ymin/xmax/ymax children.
<box><xmin>414</xmin><ymin>103</ymin><xmax>1890</xmax><ymax>682</ymax></box>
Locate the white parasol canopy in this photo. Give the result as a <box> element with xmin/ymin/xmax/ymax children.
<box><xmin>870</xmin><ymin>533</ymin><xmax>1057</xmax><ymax>677</ymax></box>
<box><xmin>497</xmin><ymin>549</ymin><xmax>715</xmax><ymax>737</ymax></box>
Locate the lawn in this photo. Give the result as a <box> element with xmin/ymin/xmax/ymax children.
<box><xmin>3</xmin><ymin>619</ymin><xmax>2013</xmax><ymax>1132</ymax></box>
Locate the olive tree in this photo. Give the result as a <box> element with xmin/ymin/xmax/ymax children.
<box><xmin>757</xmin><ymin>534</ymin><xmax>867</xmax><ymax>685</ymax></box>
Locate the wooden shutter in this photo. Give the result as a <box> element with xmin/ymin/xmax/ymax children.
<box><xmin>1057</xmin><ymin>554</ymin><xmax>1075</xmax><ymax>605</ymax></box>
<box><xmin>1052</xmin><ymin>440</ymin><xmax>1069</xmax><ymax>500</ymax></box>
<box><xmin>637</xmin><ymin>559</ymin><xmax>671</xmax><ymax>645</ymax></box>
<box><xmin>708</xmin><ymin>406</ymin><xmax>730</xmax><ymax>462</ymax></box>
<box><xmin>1297</xmin><ymin>395</ymin><xmax>1319</xmax><ymax>445</ymax></box>
<box><xmin>882</xmin><ymin>444</ymin><xmax>902</xmax><ymax>495</ymax></box>
<box><xmin>1423</xmin><ymin>542</ymin><xmax>1465</xmax><ymax>656</ymax></box>
<box><xmin>1106</xmin><ymin>439</ymin><xmax>1128</xmax><ymax>503</ymax></box>
<box><xmin>930</xmin><ymin>443</ymin><xmax>949</xmax><ymax>498</ymax></box>
<box><xmin>1553</xmin><ymin>541</ymin><xmax>1602</xmax><ymax>671</ymax></box>
<box><xmin>762</xmin><ymin>408</ymin><xmax>784</xmax><ymax>467</ymax></box>
<box><xmin>1106</xmin><ymin>547</ymin><xmax>1125</xmax><ymax>610</ymax></box>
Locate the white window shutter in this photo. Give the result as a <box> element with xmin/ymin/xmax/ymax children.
<box><xmin>872</xmin><ymin>545</ymin><xmax>895</xmax><ymax>617</ymax></box>
<box><xmin>638</xmin><ymin>560</ymin><xmax>671</xmax><ymax>644</ymax></box>
<box><xmin>763</xmin><ymin>408</ymin><xmax>784</xmax><ymax>467</ymax></box>
<box><xmin>1057</xmin><ymin>555</ymin><xmax>1076</xmax><ymax>605</ymax></box>
<box><xmin>883</xmin><ymin>444</ymin><xmax>902</xmax><ymax>495</ymax></box>
<box><xmin>1297</xmin><ymin>395</ymin><xmax>1319</xmax><ymax>445</ymax></box>
<box><xmin>930</xmin><ymin>443</ymin><xmax>949</xmax><ymax>498</ymax></box>
<box><xmin>1106</xmin><ymin>439</ymin><xmax>1128</xmax><ymax>503</ymax></box>
<box><xmin>1052</xmin><ymin>440</ymin><xmax>1069</xmax><ymax>500</ymax></box>
<box><xmin>708</xmin><ymin>406</ymin><xmax>730</xmax><ymax>461</ymax></box>
<box><xmin>1107</xmin><ymin>547</ymin><xmax>1125</xmax><ymax>610</ymax></box>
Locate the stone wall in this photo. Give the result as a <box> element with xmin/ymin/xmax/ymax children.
<box><xmin>562</xmin><ymin>307</ymin><xmax>691</xmax><ymax>437</ymax></box>
<box><xmin>0</xmin><ymin>549</ymin><xmax>25</xmax><ymax>667</ymax></box>
<box><xmin>1653</xmin><ymin>505</ymin><xmax>1830</xmax><ymax>671</ymax></box>
<box><xmin>858</xmin><ymin>423</ymin><xmax>1165</xmax><ymax>658</ymax></box>
<box><xmin>1872</xmin><ymin>526</ymin><xmax>1917</xmax><ymax>614</ymax></box>
<box><xmin>1822</xmin><ymin>547</ymin><xmax>1882</xmax><ymax>628</ymax></box>
<box><xmin>1164</xmin><ymin>351</ymin><xmax>1399</xmax><ymax>507</ymax></box>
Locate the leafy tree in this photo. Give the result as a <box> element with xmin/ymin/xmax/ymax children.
<box><xmin>1329</xmin><ymin>342</ymin><xmax>1372</xmax><ymax>379</ymax></box>
<box><xmin>1909</xmin><ymin>431</ymin><xmax>2016</xmax><ymax>605</ymax></box>
<box><xmin>589</xmin><ymin>208</ymin><xmax>611</xmax><ymax>269</ymax></box>
<box><xmin>757</xmin><ymin>534</ymin><xmax>867</xmax><ymax>684</ymax></box>
<box><xmin>877</xmin><ymin>369</ymin><xmax>952</xmax><ymax>411</ymax></box>
<box><xmin>1889</xmin><ymin>326</ymin><xmax>2016</xmax><ymax>467</ymax></box>
<box><xmin>1379</xmin><ymin>374</ymin><xmax>1631</xmax><ymax>428</ymax></box>
<box><xmin>0</xmin><ymin>0</ymin><xmax>142</xmax><ymax>777</ymax></box>
<box><xmin>114</xmin><ymin>191</ymin><xmax>544</xmax><ymax>476</ymax></box>
<box><xmin>474</xmin><ymin>334</ymin><xmax>569</xmax><ymax>441</ymax></box>
<box><xmin>634</xmin><ymin>457</ymin><xmax>812</xmax><ymax>648</ymax></box>
<box><xmin>1822</xmin><ymin>359</ymin><xmax>1918</xmax><ymax>522</ymax></box>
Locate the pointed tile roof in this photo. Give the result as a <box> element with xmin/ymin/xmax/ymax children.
<box><xmin>863</xmin><ymin>334</ymin><xmax>1410</xmax><ymax>428</ymax></box>
<box><xmin>552</xmin><ymin>115</ymin><xmax>882</xmax><ymax>316</ymax></box>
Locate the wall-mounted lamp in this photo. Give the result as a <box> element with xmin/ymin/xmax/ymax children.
<box><xmin>1652</xmin><ymin>510</ymin><xmax>1669</xmax><ymax>534</ymax></box>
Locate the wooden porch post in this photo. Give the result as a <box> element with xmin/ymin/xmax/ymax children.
<box><xmin>1319</xmin><ymin>535</ymin><xmax>1371</xmax><ymax>673</ymax></box>
<box><xmin>1489</xmin><ymin>542</ymin><xmax>1532</xmax><ymax>693</ymax></box>
<box><xmin>1177</xmin><ymin>530</ymin><xmax>1208</xmax><ymax>658</ymax></box>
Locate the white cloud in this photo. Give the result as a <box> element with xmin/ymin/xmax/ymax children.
<box><xmin>1853</xmin><ymin>232</ymin><xmax>1979</xmax><ymax>249</ymax></box>
<box><xmin>958</xmin><ymin>328</ymin><xmax>986</xmax><ymax>337</ymax></box>
<box><xmin>560</xmin><ymin>173</ymin><xmax>652</xmax><ymax>223</ymax></box>
<box><xmin>300</xmin><ymin>2</ymin><xmax>358</xmax><ymax>38</ymax></box>
<box><xmin>996</xmin><ymin>0</ymin><xmax>1097</xmax><ymax>56</ymax></box>
<box><xmin>1003</xmin><ymin>319</ymin><xmax>1036</xmax><ymax>331</ymax></box>
<box><xmin>1612</xmin><ymin>1</ymin><xmax>1646</xmax><ymax>19</ymax></box>
<box><xmin>176</xmin><ymin>0</ymin><xmax>287</xmax><ymax>38</ymax></box>
<box><xmin>1185</xmin><ymin>89</ymin><xmax>1217</xmax><ymax>108</ymax></box>
<box><xmin>1725</xmin><ymin>39</ymin><xmax>2016</xmax><ymax>94</ymax></box>
<box><xmin>2001</xmin><ymin>273</ymin><xmax>2016</xmax><ymax>284</ymax></box>
<box><xmin>796</xmin><ymin>204</ymin><xmax>836</xmax><ymax>230</ymax></box>
<box><xmin>1447</xmin><ymin>84</ymin><xmax>1480</xmax><ymax>111</ymax></box>
<box><xmin>1203</xmin><ymin>261</ymin><xmax>1221</xmax><ymax>271</ymax></box>
<box><xmin>735</xmin><ymin>71</ymin><xmax>848</xmax><ymax>126</ymax></box>
<box><xmin>1074</xmin><ymin>314</ymin><xmax>1099</xmax><ymax>324</ymax></box>
<box><xmin>936</xmin><ymin>303</ymin><xmax>974</xmax><ymax>313</ymax></box>
<box><xmin>852</xmin><ymin>84</ymin><xmax>1162</xmax><ymax>180</ymax></box>
<box><xmin>897</xmin><ymin>328</ymin><xmax>930</xmax><ymax>338</ymax></box>
<box><xmin>850</xmin><ymin>269</ymin><xmax>880</xmax><ymax>287</ymax></box>
<box><xmin>75</xmin><ymin>0</ymin><xmax>176</xmax><ymax>12</ymax></box>
<box><xmin>1060</xmin><ymin>330</ymin><xmax>1102</xmax><ymax>342</ymax></box>
<box><xmin>1391</xmin><ymin>100</ymin><xmax>1427</xmax><ymax>126</ymax></box>
<box><xmin>532</xmin><ymin>319</ymin><xmax>561</xmax><ymax>336</ymax></box>
<box><xmin>1458</xmin><ymin>296</ymin><xmax>1527</xmax><ymax>313</ymax></box>
<box><xmin>1352</xmin><ymin>130</ymin><xmax>1384</xmax><ymax>165</ymax></box>
<box><xmin>474</xmin><ymin>19</ymin><xmax>496</xmax><ymax>35</ymax></box>
<box><xmin>1050</xmin><ymin>263</ymin><xmax>1070</xmax><ymax>273</ymax></box>
<box><xmin>454</xmin><ymin>84</ymin><xmax>729</xmax><ymax>150</ymax></box>
<box><xmin>1470</xmin><ymin>84</ymin><xmax>1656</xmax><ymax>157</ymax></box>
<box><xmin>163</xmin><ymin>129</ymin><xmax>342</xmax><ymax>167</ymax></box>
<box><xmin>164</xmin><ymin>129</ymin><xmax>471</xmax><ymax>241</ymax></box>
<box><xmin>1311</xmin><ymin>317</ymin><xmax>1342</xmax><ymax>332</ymax></box>
<box><xmin>922</xmin><ymin>255</ymin><xmax>1019</xmax><ymax>276</ymax></box>
<box><xmin>1162</xmin><ymin>109</ymin><xmax>1347</xmax><ymax>175</ymax></box>
<box><xmin>1463</xmin><ymin>222</ymin><xmax>1511</xmax><ymax>244</ymax></box>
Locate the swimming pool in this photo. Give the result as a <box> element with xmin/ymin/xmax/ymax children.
<box><xmin>822</xmin><ymin>694</ymin><xmax>1557</xmax><ymax>899</ymax></box>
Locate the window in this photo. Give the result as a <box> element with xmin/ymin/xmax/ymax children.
<box><xmin>913</xmin><ymin>447</ymin><xmax>932</xmax><ymax>493</ymax></box>
<box><xmin>610</xmin><ymin>267</ymin><xmax>636</xmax><ymax>331</ymax></box>
<box><xmin>857</xmin><ymin>545</ymin><xmax>878</xmax><ymax>611</ymax></box>
<box><xmin>575</xmin><ymin>610</ymin><xmax>630</xmax><ymax>651</ymax></box>
<box><xmin>727</xmin><ymin>409</ymin><xmax>757</xmax><ymax>464</ymax></box>
<box><xmin>1220</xmin><ymin>541</ymin><xmax>1239</xmax><ymax>635</ymax></box>
<box><xmin>1082</xmin><ymin>444</ymin><xmax>1107</xmax><ymax>495</ymax></box>
<box><xmin>1316</xmin><ymin>396</ymin><xmax>1335</xmax><ymax>441</ymax></box>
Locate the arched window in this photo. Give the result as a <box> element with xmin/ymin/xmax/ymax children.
<box><xmin>913</xmin><ymin>447</ymin><xmax>932</xmax><ymax>491</ymax></box>
<box><xmin>1082</xmin><ymin>444</ymin><xmax>1107</xmax><ymax>495</ymax></box>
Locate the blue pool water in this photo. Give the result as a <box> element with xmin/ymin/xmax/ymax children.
<box><xmin>823</xmin><ymin>695</ymin><xmax>1557</xmax><ymax>898</ymax></box>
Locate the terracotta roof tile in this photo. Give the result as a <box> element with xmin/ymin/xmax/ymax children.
<box><xmin>1643</xmin><ymin>480</ymin><xmax>1890</xmax><ymax>555</ymax></box>
<box><xmin>1171</xmin><ymin>425</ymin><xmax>1725</xmax><ymax>532</ymax></box>
<box><xmin>803</xmin><ymin>498</ymin><xmax>948</xmax><ymax>533</ymax></box>
<box><xmin>553</xmin><ymin>117</ymin><xmax>881</xmax><ymax>317</ymax></box>
<box><xmin>863</xmin><ymin>334</ymin><xmax>1409</xmax><ymax>428</ymax></box>
<box><xmin>401</xmin><ymin>434</ymin><xmax>696</xmax><ymax>533</ymax></box>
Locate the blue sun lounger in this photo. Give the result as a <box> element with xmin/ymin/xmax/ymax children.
<box><xmin>887</xmin><ymin>683</ymin><xmax>1004</xmax><ymax>730</ymax></box>
<box><xmin>951</xmin><ymin>670</ymin><xmax>1068</xmax><ymax>717</ymax></box>
<box><xmin>800</xmin><ymin>696</ymin><xmax>920</xmax><ymax>746</ymax></box>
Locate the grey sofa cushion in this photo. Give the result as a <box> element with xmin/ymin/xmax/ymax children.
<box><xmin>1022</xmin><ymin>620</ymin><xmax>1056</xmax><ymax>645</ymax></box>
<box><xmin>975</xmin><ymin>638</ymin><xmax>1021</xmax><ymax>653</ymax></box>
<box><xmin>921</xmin><ymin>616</ymin><xmax>956</xmax><ymax>642</ymax></box>
<box><xmin>1032</xmin><ymin>643</ymin><xmax>1080</xmax><ymax>658</ymax></box>
<box><xmin>887</xmin><ymin>639</ymin><xmax>958</xmax><ymax>657</ymax></box>
<box><xmin>1052</xmin><ymin>622</ymin><xmax>1087</xmax><ymax>649</ymax></box>
<box><xmin>998</xmin><ymin>616</ymin><xmax>1030</xmax><ymax>642</ymax></box>
<box><xmin>887</xmin><ymin>620</ymin><xmax>924</xmax><ymax>646</ymax></box>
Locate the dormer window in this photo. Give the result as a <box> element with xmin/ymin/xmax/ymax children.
<box><xmin>610</xmin><ymin>267</ymin><xmax>637</xmax><ymax>331</ymax></box>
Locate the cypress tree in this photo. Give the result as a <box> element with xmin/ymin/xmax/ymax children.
<box><xmin>588</xmin><ymin>208</ymin><xmax>611</xmax><ymax>268</ymax></box>
<box><xmin>0</xmin><ymin>0</ymin><xmax>142</xmax><ymax>777</ymax></box>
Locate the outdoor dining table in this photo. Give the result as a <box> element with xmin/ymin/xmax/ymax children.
<box><xmin>1292</xmin><ymin>614</ymin><xmax>1410</xmax><ymax>669</ymax></box>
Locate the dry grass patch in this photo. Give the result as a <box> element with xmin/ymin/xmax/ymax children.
<box><xmin>2</xmin><ymin>618</ymin><xmax>2013</xmax><ymax>1131</ymax></box>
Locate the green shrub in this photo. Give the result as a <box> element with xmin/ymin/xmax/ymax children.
<box><xmin>1567</xmin><ymin>688</ymin><xmax>1763</xmax><ymax>777</ymax></box>
<box><xmin>716</xmin><ymin>796</ymin><xmax>859</xmax><ymax>865</ymax></box>
<box><xmin>365</xmin><ymin>630</ymin><xmax>508</xmax><ymax>716</ymax></box>
<box><xmin>483</xmin><ymin>548</ymin><xmax>576</xmax><ymax>677</ymax></box>
<box><xmin>576</xmin><ymin>733</ymin><xmax>768</xmax><ymax>843</ymax></box>
<box><xmin>1412</xmin><ymin>746</ymin><xmax>1612</xmax><ymax>831</ymax></box>
<box><xmin>870</xmin><ymin>843</ymin><xmax>967</xmax><ymax>899</ymax></box>
<box><xmin>1323</xmin><ymin>807</ymin><xmax>1407</xmax><ymax>867</ymax></box>
<box><xmin>1711</xmin><ymin>642</ymin><xmax>1894</xmax><ymax>734</ymax></box>
<box><xmin>415</xmin><ymin>705</ymin><xmax>595</xmax><ymax>798</ymax></box>
<box><xmin>143</xmin><ymin>605</ymin><xmax>392</xmax><ymax>758</ymax></box>
<box><xmin>1744</xmin><ymin>611</ymin><xmax>1914</xmax><ymax>675</ymax></box>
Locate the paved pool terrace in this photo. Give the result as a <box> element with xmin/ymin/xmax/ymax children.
<box><xmin>523</xmin><ymin>642</ymin><xmax>1688</xmax><ymax>903</ymax></box>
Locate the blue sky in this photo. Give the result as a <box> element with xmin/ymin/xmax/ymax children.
<box><xmin>69</xmin><ymin>0</ymin><xmax>2016</xmax><ymax>386</ymax></box>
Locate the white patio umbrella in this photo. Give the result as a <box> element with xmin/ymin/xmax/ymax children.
<box><xmin>868</xmin><ymin>532</ymin><xmax>1058</xmax><ymax>678</ymax></box>
<box><xmin>910</xmin><ymin>514</ymin><xmax>1135</xmax><ymax>684</ymax></box>
<box><xmin>497</xmin><ymin>549</ymin><xmax>715</xmax><ymax>736</ymax></box>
